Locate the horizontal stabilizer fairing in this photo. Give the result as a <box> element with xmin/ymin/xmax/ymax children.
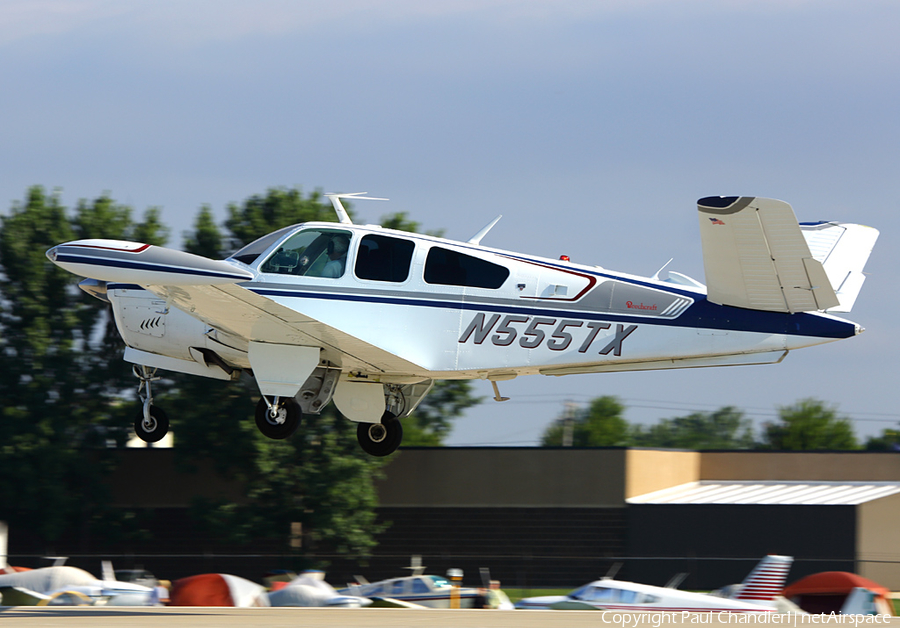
<box><xmin>697</xmin><ymin>197</ymin><xmax>840</xmax><ymax>313</ymax></box>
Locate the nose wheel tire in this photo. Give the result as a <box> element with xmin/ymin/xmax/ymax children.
<box><xmin>357</xmin><ymin>416</ymin><xmax>403</xmax><ymax>457</ymax></box>
<box><xmin>134</xmin><ymin>407</ymin><xmax>170</xmax><ymax>443</ymax></box>
<box><xmin>255</xmin><ymin>398</ymin><xmax>302</xmax><ymax>439</ymax></box>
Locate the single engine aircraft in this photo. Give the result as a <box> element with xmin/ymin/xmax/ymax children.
<box><xmin>514</xmin><ymin>555</ymin><xmax>796</xmax><ymax>613</ymax></box>
<box><xmin>46</xmin><ymin>194</ymin><xmax>878</xmax><ymax>456</ymax></box>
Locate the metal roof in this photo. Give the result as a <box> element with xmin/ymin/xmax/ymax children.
<box><xmin>627</xmin><ymin>481</ymin><xmax>900</xmax><ymax>506</ymax></box>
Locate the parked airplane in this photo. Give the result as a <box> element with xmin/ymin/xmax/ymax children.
<box><xmin>267</xmin><ymin>570</ymin><xmax>371</xmax><ymax>607</ymax></box>
<box><xmin>515</xmin><ymin>555</ymin><xmax>796</xmax><ymax>612</ymax></box>
<box><xmin>338</xmin><ymin>572</ymin><xmax>483</xmax><ymax>608</ymax></box>
<box><xmin>0</xmin><ymin>563</ymin><xmax>157</xmax><ymax>606</ymax></box>
<box><xmin>47</xmin><ymin>194</ymin><xmax>878</xmax><ymax>456</ymax></box>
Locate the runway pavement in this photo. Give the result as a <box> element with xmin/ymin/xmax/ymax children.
<box><xmin>2</xmin><ymin>607</ymin><xmax>900</xmax><ymax>628</ymax></box>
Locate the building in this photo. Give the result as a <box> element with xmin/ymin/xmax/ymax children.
<box><xmin>9</xmin><ymin>448</ymin><xmax>900</xmax><ymax>590</ymax></box>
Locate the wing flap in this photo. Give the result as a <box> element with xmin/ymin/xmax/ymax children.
<box><xmin>144</xmin><ymin>283</ymin><xmax>424</xmax><ymax>375</ymax></box>
<box><xmin>697</xmin><ymin>196</ymin><xmax>840</xmax><ymax>313</ymax></box>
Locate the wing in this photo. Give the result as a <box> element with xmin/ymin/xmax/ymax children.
<box><xmin>697</xmin><ymin>196</ymin><xmax>840</xmax><ymax>313</ymax></box>
<box><xmin>0</xmin><ymin>586</ymin><xmax>50</xmax><ymax>605</ymax></box>
<box><xmin>143</xmin><ymin>282</ymin><xmax>424</xmax><ymax>375</ymax></box>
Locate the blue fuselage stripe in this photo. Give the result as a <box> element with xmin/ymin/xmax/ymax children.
<box><xmin>105</xmin><ymin>283</ymin><xmax>855</xmax><ymax>339</ymax></box>
<box><xmin>247</xmin><ymin>288</ymin><xmax>854</xmax><ymax>339</ymax></box>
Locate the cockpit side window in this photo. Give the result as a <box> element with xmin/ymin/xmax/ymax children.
<box><xmin>354</xmin><ymin>234</ymin><xmax>414</xmax><ymax>283</ymax></box>
<box><xmin>424</xmin><ymin>247</ymin><xmax>509</xmax><ymax>289</ymax></box>
<box><xmin>260</xmin><ymin>228</ymin><xmax>353</xmax><ymax>277</ymax></box>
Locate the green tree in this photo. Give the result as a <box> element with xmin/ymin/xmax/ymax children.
<box><xmin>0</xmin><ymin>187</ymin><xmax>118</xmax><ymax>546</ymax></box>
<box><xmin>183</xmin><ymin>205</ymin><xmax>222</xmax><ymax>257</ymax></box>
<box><xmin>224</xmin><ymin>187</ymin><xmax>338</xmax><ymax>249</ymax></box>
<box><xmin>865</xmin><ymin>426</ymin><xmax>900</xmax><ymax>451</ymax></box>
<box><xmin>131</xmin><ymin>207</ymin><xmax>170</xmax><ymax>247</ymax></box>
<box><xmin>402</xmin><ymin>381</ymin><xmax>481</xmax><ymax>446</ymax></box>
<box><xmin>631</xmin><ymin>407</ymin><xmax>756</xmax><ymax>450</ymax></box>
<box><xmin>541</xmin><ymin>396</ymin><xmax>629</xmax><ymax>446</ymax></box>
<box><xmin>760</xmin><ymin>399</ymin><xmax>859</xmax><ymax>450</ymax></box>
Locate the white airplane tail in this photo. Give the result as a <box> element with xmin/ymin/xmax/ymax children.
<box><xmin>697</xmin><ymin>197</ymin><xmax>877</xmax><ymax>314</ymax></box>
<box><xmin>730</xmin><ymin>555</ymin><xmax>793</xmax><ymax>606</ymax></box>
<box><xmin>800</xmin><ymin>222</ymin><xmax>879</xmax><ymax>313</ymax></box>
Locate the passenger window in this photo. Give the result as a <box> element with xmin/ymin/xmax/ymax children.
<box><xmin>586</xmin><ymin>587</ymin><xmax>617</xmax><ymax>602</ymax></box>
<box><xmin>355</xmin><ymin>234</ymin><xmax>414</xmax><ymax>283</ymax></box>
<box><xmin>618</xmin><ymin>589</ymin><xmax>638</xmax><ymax>603</ymax></box>
<box><xmin>424</xmin><ymin>247</ymin><xmax>509</xmax><ymax>289</ymax></box>
<box><xmin>391</xmin><ymin>581</ymin><xmax>406</xmax><ymax>595</ymax></box>
<box><xmin>411</xmin><ymin>578</ymin><xmax>430</xmax><ymax>594</ymax></box>
<box><xmin>260</xmin><ymin>229</ymin><xmax>352</xmax><ymax>278</ymax></box>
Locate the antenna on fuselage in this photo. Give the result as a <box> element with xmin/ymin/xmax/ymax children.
<box><xmin>325</xmin><ymin>192</ymin><xmax>388</xmax><ymax>225</ymax></box>
<box><xmin>468</xmin><ymin>215</ymin><xmax>502</xmax><ymax>245</ymax></box>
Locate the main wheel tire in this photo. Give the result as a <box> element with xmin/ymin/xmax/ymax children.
<box><xmin>255</xmin><ymin>398</ymin><xmax>301</xmax><ymax>439</ymax></box>
<box><xmin>134</xmin><ymin>406</ymin><xmax>170</xmax><ymax>443</ymax></box>
<box><xmin>357</xmin><ymin>418</ymin><xmax>403</xmax><ymax>457</ymax></box>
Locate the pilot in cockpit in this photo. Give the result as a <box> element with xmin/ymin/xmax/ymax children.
<box><xmin>321</xmin><ymin>234</ymin><xmax>350</xmax><ymax>278</ymax></box>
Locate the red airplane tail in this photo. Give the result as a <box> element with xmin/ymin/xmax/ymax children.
<box><xmin>732</xmin><ymin>555</ymin><xmax>793</xmax><ymax>605</ymax></box>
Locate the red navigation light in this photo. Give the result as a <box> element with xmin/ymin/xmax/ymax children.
<box><xmin>559</xmin><ymin>255</ymin><xmax>570</xmax><ymax>261</ymax></box>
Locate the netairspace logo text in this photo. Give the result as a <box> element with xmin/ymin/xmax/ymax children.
<box><xmin>598</xmin><ymin>612</ymin><xmax>893</xmax><ymax>627</ymax></box>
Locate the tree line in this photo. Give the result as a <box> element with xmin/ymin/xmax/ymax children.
<box><xmin>541</xmin><ymin>396</ymin><xmax>899</xmax><ymax>450</ymax></box>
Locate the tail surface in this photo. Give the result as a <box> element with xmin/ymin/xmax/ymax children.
<box><xmin>731</xmin><ymin>555</ymin><xmax>793</xmax><ymax>606</ymax></box>
<box><xmin>801</xmin><ymin>222</ymin><xmax>879</xmax><ymax>313</ymax></box>
<box><xmin>697</xmin><ymin>196</ymin><xmax>877</xmax><ymax>314</ymax></box>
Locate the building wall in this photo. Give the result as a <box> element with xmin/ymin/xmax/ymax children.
<box><xmin>626</xmin><ymin>504</ymin><xmax>857</xmax><ymax>590</ymax></box>
<box><xmin>376</xmin><ymin>447</ymin><xmax>628</xmax><ymax>507</ymax></box>
<box><xmin>700</xmin><ymin>452</ymin><xmax>900</xmax><ymax>482</ymax></box>
<box><xmin>857</xmin><ymin>492</ymin><xmax>900</xmax><ymax>589</ymax></box>
<box><xmin>108</xmin><ymin>449</ymin><xmax>247</xmax><ymax>508</ymax></box>
<box><xmin>624</xmin><ymin>449</ymin><xmax>699</xmax><ymax>498</ymax></box>
<box><xmin>326</xmin><ymin>506</ymin><xmax>628</xmax><ymax>588</ymax></box>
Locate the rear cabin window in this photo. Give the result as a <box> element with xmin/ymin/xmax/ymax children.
<box><xmin>424</xmin><ymin>247</ymin><xmax>509</xmax><ymax>289</ymax></box>
<box><xmin>354</xmin><ymin>234</ymin><xmax>414</xmax><ymax>283</ymax></box>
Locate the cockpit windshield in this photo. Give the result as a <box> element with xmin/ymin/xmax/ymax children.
<box><xmin>230</xmin><ymin>225</ymin><xmax>298</xmax><ymax>265</ymax></box>
<box><xmin>259</xmin><ymin>228</ymin><xmax>353</xmax><ymax>278</ymax></box>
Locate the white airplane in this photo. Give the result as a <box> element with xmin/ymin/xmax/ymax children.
<box><xmin>337</xmin><ymin>572</ymin><xmax>484</xmax><ymax>609</ymax></box>
<box><xmin>515</xmin><ymin>555</ymin><xmax>796</xmax><ymax>612</ymax></box>
<box><xmin>267</xmin><ymin>570</ymin><xmax>371</xmax><ymax>607</ymax></box>
<box><xmin>46</xmin><ymin>194</ymin><xmax>878</xmax><ymax>456</ymax></box>
<box><xmin>0</xmin><ymin>564</ymin><xmax>156</xmax><ymax>606</ymax></box>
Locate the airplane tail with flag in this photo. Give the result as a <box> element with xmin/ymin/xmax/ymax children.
<box><xmin>729</xmin><ymin>555</ymin><xmax>793</xmax><ymax>607</ymax></box>
<box><xmin>697</xmin><ymin>197</ymin><xmax>878</xmax><ymax>314</ymax></box>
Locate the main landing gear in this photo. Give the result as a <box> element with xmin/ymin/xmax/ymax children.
<box><xmin>255</xmin><ymin>397</ymin><xmax>302</xmax><ymax>439</ymax></box>
<box><xmin>356</xmin><ymin>412</ymin><xmax>403</xmax><ymax>457</ymax></box>
<box><xmin>133</xmin><ymin>365</ymin><xmax>169</xmax><ymax>443</ymax></box>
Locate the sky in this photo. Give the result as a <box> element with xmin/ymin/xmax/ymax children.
<box><xmin>1</xmin><ymin>0</ymin><xmax>898</xmax><ymax>446</ymax></box>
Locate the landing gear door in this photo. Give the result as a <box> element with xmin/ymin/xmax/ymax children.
<box><xmin>333</xmin><ymin>379</ymin><xmax>385</xmax><ymax>423</ymax></box>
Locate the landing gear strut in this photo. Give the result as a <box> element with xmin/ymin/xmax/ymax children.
<box><xmin>133</xmin><ymin>365</ymin><xmax>170</xmax><ymax>443</ymax></box>
<box><xmin>255</xmin><ymin>397</ymin><xmax>302</xmax><ymax>439</ymax></box>
<box><xmin>357</xmin><ymin>412</ymin><xmax>403</xmax><ymax>457</ymax></box>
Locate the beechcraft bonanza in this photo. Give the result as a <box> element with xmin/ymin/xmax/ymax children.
<box><xmin>47</xmin><ymin>194</ymin><xmax>878</xmax><ymax>456</ymax></box>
